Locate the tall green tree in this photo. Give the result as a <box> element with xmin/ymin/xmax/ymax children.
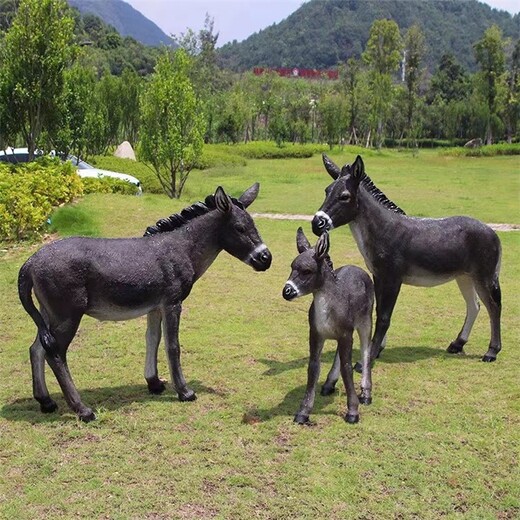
<box><xmin>502</xmin><ymin>38</ymin><xmax>520</xmax><ymax>143</ymax></box>
<box><xmin>363</xmin><ymin>19</ymin><xmax>402</xmax><ymax>148</ymax></box>
<box><xmin>428</xmin><ymin>53</ymin><xmax>469</xmax><ymax>103</ymax></box>
<box><xmin>403</xmin><ymin>24</ymin><xmax>426</xmax><ymax>142</ymax></box>
<box><xmin>53</xmin><ymin>62</ymin><xmax>97</xmax><ymax>159</ymax></box>
<box><xmin>0</xmin><ymin>0</ymin><xmax>75</xmax><ymax>158</ymax></box>
<box><xmin>474</xmin><ymin>25</ymin><xmax>506</xmax><ymax>144</ymax></box>
<box><xmin>139</xmin><ymin>49</ymin><xmax>206</xmax><ymax>199</ymax></box>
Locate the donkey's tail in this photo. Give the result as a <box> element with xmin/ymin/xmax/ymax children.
<box><xmin>18</xmin><ymin>262</ymin><xmax>56</xmax><ymax>352</ymax></box>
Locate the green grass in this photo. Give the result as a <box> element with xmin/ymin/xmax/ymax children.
<box><xmin>1</xmin><ymin>153</ymin><xmax>519</xmax><ymax>518</ymax></box>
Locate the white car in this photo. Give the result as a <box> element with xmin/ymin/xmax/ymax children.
<box><xmin>0</xmin><ymin>147</ymin><xmax>142</xmax><ymax>194</ymax></box>
<box><xmin>68</xmin><ymin>155</ymin><xmax>142</xmax><ymax>194</ymax></box>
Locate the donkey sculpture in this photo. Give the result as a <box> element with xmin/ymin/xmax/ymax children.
<box><xmin>18</xmin><ymin>184</ymin><xmax>272</xmax><ymax>422</ymax></box>
<box><xmin>312</xmin><ymin>154</ymin><xmax>502</xmax><ymax>368</ymax></box>
<box><xmin>283</xmin><ymin>228</ymin><xmax>374</xmax><ymax>424</ymax></box>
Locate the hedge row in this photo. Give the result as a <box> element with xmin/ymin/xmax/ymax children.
<box><xmin>0</xmin><ymin>158</ymin><xmax>139</xmax><ymax>242</ymax></box>
<box><xmin>0</xmin><ymin>159</ymin><xmax>83</xmax><ymax>241</ymax></box>
<box><xmin>442</xmin><ymin>143</ymin><xmax>520</xmax><ymax>157</ymax></box>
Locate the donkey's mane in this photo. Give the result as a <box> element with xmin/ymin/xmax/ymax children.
<box><xmin>144</xmin><ymin>195</ymin><xmax>245</xmax><ymax>236</ymax></box>
<box><xmin>359</xmin><ymin>172</ymin><xmax>406</xmax><ymax>215</ymax></box>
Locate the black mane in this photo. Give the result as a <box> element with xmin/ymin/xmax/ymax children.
<box><xmin>360</xmin><ymin>173</ymin><xmax>406</xmax><ymax>215</ymax></box>
<box><xmin>144</xmin><ymin>195</ymin><xmax>245</xmax><ymax>236</ymax></box>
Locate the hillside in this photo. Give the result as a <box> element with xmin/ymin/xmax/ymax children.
<box><xmin>68</xmin><ymin>0</ymin><xmax>172</xmax><ymax>47</ymax></box>
<box><xmin>217</xmin><ymin>0</ymin><xmax>519</xmax><ymax>72</ymax></box>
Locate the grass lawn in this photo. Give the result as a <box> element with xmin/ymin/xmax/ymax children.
<box><xmin>0</xmin><ymin>150</ymin><xmax>519</xmax><ymax>518</ymax></box>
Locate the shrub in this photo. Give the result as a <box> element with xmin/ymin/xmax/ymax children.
<box><xmin>0</xmin><ymin>159</ymin><xmax>83</xmax><ymax>241</ymax></box>
<box><xmin>212</xmin><ymin>141</ymin><xmax>328</xmax><ymax>159</ymax></box>
<box><xmin>90</xmin><ymin>156</ymin><xmax>163</xmax><ymax>194</ymax></box>
<box><xmin>81</xmin><ymin>176</ymin><xmax>138</xmax><ymax>195</ymax></box>
<box><xmin>442</xmin><ymin>143</ymin><xmax>520</xmax><ymax>157</ymax></box>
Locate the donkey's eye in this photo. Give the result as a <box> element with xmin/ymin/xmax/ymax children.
<box><xmin>300</xmin><ymin>269</ymin><xmax>313</xmax><ymax>276</ymax></box>
<box><xmin>234</xmin><ymin>223</ymin><xmax>246</xmax><ymax>233</ymax></box>
<box><xmin>339</xmin><ymin>191</ymin><xmax>352</xmax><ymax>202</ymax></box>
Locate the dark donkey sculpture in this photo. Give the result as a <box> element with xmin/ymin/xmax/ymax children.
<box><xmin>18</xmin><ymin>184</ymin><xmax>272</xmax><ymax>422</ymax></box>
<box><xmin>312</xmin><ymin>154</ymin><xmax>502</xmax><ymax>368</ymax></box>
<box><xmin>283</xmin><ymin>228</ymin><xmax>374</xmax><ymax>424</ymax></box>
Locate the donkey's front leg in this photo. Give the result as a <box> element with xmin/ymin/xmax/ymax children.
<box><xmin>294</xmin><ymin>330</ymin><xmax>324</xmax><ymax>424</ymax></box>
<box><xmin>370</xmin><ymin>277</ymin><xmax>401</xmax><ymax>361</ymax></box>
<box><xmin>161</xmin><ymin>303</ymin><xmax>196</xmax><ymax>402</ymax></box>
<box><xmin>338</xmin><ymin>334</ymin><xmax>360</xmax><ymax>424</ymax></box>
<box><xmin>145</xmin><ymin>309</ymin><xmax>165</xmax><ymax>394</ymax></box>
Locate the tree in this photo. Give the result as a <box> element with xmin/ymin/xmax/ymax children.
<box><xmin>403</xmin><ymin>24</ymin><xmax>426</xmax><ymax>142</ymax></box>
<box><xmin>428</xmin><ymin>53</ymin><xmax>469</xmax><ymax>103</ymax></box>
<box><xmin>318</xmin><ymin>90</ymin><xmax>348</xmax><ymax>150</ymax></box>
<box><xmin>474</xmin><ymin>25</ymin><xmax>506</xmax><ymax>144</ymax></box>
<box><xmin>53</xmin><ymin>62</ymin><xmax>97</xmax><ymax>159</ymax></box>
<box><xmin>363</xmin><ymin>19</ymin><xmax>402</xmax><ymax>148</ymax></box>
<box><xmin>340</xmin><ymin>57</ymin><xmax>362</xmax><ymax>144</ymax></box>
<box><xmin>502</xmin><ymin>38</ymin><xmax>520</xmax><ymax>143</ymax></box>
<box><xmin>139</xmin><ymin>49</ymin><xmax>206</xmax><ymax>199</ymax></box>
<box><xmin>0</xmin><ymin>0</ymin><xmax>75</xmax><ymax>158</ymax></box>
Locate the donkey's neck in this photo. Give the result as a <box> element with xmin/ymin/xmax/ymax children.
<box><xmin>349</xmin><ymin>187</ymin><xmax>404</xmax><ymax>274</ymax></box>
<box><xmin>312</xmin><ymin>266</ymin><xmax>337</xmax><ymax>298</ymax></box>
<box><xmin>177</xmin><ymin>211</ymin><xmax>223</xmax><ymax>282</ymax></box>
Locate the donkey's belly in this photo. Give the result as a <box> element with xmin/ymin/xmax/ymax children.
<box><xmin>86</xmin><ymin>302</ymin><xmax>156</xmax><ymax>321</ymax></box>
<box><xmin>402</xmin><ymin>268</ymin><xmax>458</xmax><ymax>287</ymax></box>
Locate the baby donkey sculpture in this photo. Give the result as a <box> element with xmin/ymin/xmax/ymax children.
<box><xmin>283</xmin><ymin>228</ymin><xmax>374</xmax><ymax>424</ymax></box>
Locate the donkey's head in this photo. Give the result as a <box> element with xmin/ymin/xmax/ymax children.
<box><xmin>214</xmin><ymin>184</ymin><xmax>272</xmax><ymax>271</ymax></box>
<box><xmin>283</xmin><ymin>227</ymin><xmax>331</xmax><ymax>301</ymax></box>
<box><xmin>312</xmin><ymin>154</ymin><xmax>365</xmax><ymax>236</ymax></box>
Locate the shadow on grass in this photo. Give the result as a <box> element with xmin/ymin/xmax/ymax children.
<box><xmin>248</xmin><ymin>383</ymin><xmax>339</xmax><ymax>423</ymax></box>
<box><xmin>258</xmin><ymin>345</ymin><xmax>481</xmax><ymax>376</ymax></box>
<box><xmin>0</xmin><ymin>380</ymin><xmax>225</xmax><ymax>423</ymax></box>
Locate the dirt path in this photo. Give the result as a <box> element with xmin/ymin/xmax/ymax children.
<box><xmin>251</xmin><ymin>213</ymin><xmax>520</xmax><ymax>231</ymax></box>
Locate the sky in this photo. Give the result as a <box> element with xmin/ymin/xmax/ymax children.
<box><xmin>125</xmin><ymin>0</ymin><xmax>519</xmax><ymax>47</ymax></box>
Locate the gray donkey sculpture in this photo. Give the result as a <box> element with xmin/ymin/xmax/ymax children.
<box><xmin>312</xmin><ymin>154</ymin><xmax>502</xmax><ymax>371</ymax></box>
<box><xmin>18</xmin><ymin>184</ymin><xmax>272</xmax><ymax>422</ymax></box>
<box><xmin>283</xmin><ymin>228</ymin><xmax>374</xmax><ymax>424</ymax></box>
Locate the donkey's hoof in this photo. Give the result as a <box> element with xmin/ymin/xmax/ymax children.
<box><xmin>358</xmin><ymin>395</ymin><xmax>372</xmax><ymax>405</ymax></box>
<box><xmin>344</xmin><ymin>413</ymin><xmax>359</xmax><ymax>424</ymax></box>
<box><xmin>481</xmin><ymin>355</ymin><xmax>497</xmax><ymax>363</ymax></box>
<box><xmin>79</xmin><ymin>409</ymin><xmax>96</xmax><ymax>423</ymax></box>
<box><xmin>178</xmin><ymin>390</ymin><xmax>197</xmax><ymax>402</ymax></box>
<box><xmin>320</xmin><ymin>384</ymin><xmax>336</xmax><ymax>396</ymax></box>
<box><xmin>447</xmin><ymin>342</ymin><xmax>465</xmax><ymax>354</ymax></box>
<box><xmin>147</xmin><ymin>379</ymin><xmax>166</xmax><ymax>395</ymax></box>
<box><xmin>354</xmin><ymin>361</ymin><xmax>363</xmax><ymax>374</ymax></box>
<box><xmin>40</xmin><ymin>399</ymin><xmax>58</xmax><ymax>414</ymax></box>
<box><xmin>294</xmin><ymin>414</ymin><xmax>311</xmax><ymax>425</ymax></box>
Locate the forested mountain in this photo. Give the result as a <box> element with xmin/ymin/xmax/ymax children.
<box><xmin>218</xmin><ymin>0</ymin><xmax>519</xmax><ymax>72</ymax></box>
<box><xmin>68</xmin><ymin>0</ymin><xmax>172</xmax><ymax>46</ymax></box>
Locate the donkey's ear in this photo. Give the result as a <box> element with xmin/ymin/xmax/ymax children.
<box><xmin>214</xmin><ymin>186</ymin><xmax>232</xmax><ymax>213</ymax></box>
<box><xmin>296</xmin><ymin>226</ymin><xmax>311</xmax><ymax>253</ymax></box>
<box><xmin>322</xmin><ymin>154</ymin><xmax>341</xmax><ymax>180</ymax></box>
<box><xmin>238</xmin><ymin>182</ymin><xmax>259</xmax><ymax>208</ymax></box>
<box><xmin>351</xmin><ymin>155</ymin><xmax>365</xmax><ymax>181</ymax></box>
<box><xmin>314</xmin><ymin>231</ymin><xmax>330</xmax><ymax>260</ymax></box>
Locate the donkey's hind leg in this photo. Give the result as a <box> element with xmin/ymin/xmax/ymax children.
<box><xmin>338</xmin><ymin>333</ymin><xmax>360</xmax><ymax>424</ymax></box>
<box><xmin>447</xmin><ymin>276</ymin><xmax>480</xmax><ymax>355</ymax></box>
<box><xmin>145</xmin><ymin>309</ymin><xmax>165</xmax><ymax>394</ymax></box>
<box><xmin>475</xmin><ymin>275</ymin><xmax>502</xmax><ymax>362</ymax></box>
<box><xmin>43</xmin><ymin>315</ymin><xmax>95</xmax><ymax>422</ymax></box>
<box><xmin>30</xmin><ymin>335</ymin><xmax>57</xmax><ymax>413</ymax></box>
<box><xmin>321</xmin><ymin>348</ymin><xmax>340</xmax><ymax>396</ymax></box>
